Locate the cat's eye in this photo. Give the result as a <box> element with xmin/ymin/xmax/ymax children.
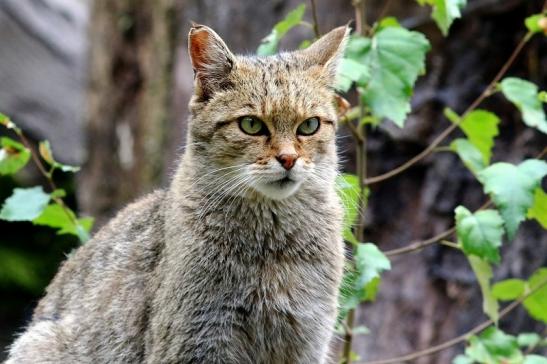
<box><xmin>239</xmin><ymin>116</ymin><xmax>267</xmax><ymax>136</ymax></box>
<box><xmin>297</xmin><ymin>117</ymin><xmax>320</xmax><ymax>136</ymax></box>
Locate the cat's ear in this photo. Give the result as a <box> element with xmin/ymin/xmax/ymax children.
<box><xmin>299</xmin><ymin>26</ymin><xmax>349</xmax><ymax>84</ymax></box>
<box><xmin>188</xmin><ymin>24</ymin><xmax>235</xmax><ymax>99</ymax></box>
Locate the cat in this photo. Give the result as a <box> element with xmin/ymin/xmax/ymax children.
<box><xmin>6</xmin><ymin>24</ymin><xmax>348</xmax><ymax>364</ymax></box>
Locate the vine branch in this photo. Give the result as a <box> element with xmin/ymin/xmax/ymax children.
<box><xmin>364</xmin><ymin>31</ymin><xmax>533</xmax><ymax>186</ymax></box>
<box><xmin>309</xmin><ymin>0</ymin><xmax>321</xmax><ymax>38</ymax></box>
<box><xmin>358</xmin><ymin>278</ymin><xmax>547</xmax><ymax>364</ymax></box>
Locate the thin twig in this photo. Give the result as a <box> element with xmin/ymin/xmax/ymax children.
<box><xmin>309</xmin><ymin>0</ymin><xmax>321</xmax><ymax>38</ymax></box>
<box><xmin>358</xmin><ymin>278</ymin><xmax>547</xmax><ymax>364</ymax></box>
<box><xmin>364</xmin><ymin>32</ymin><xmax>533</xmax><ymax>186</ymax></box>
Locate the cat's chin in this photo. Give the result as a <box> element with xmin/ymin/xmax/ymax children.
<box><xmin>252</xmin><ymin>178</ymin><xmax>302</xmax><ymax>200</ymax></box>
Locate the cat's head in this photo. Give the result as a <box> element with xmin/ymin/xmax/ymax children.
<box><xmin>186</xmin><ymin>24</ymin><xmax>348</xmax><ymax>200</ymax></box>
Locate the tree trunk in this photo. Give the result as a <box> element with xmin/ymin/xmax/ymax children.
<box><xmin>79</xmin><ymin>0</ymin><xmax>181</xmax><ymax>224</ymax></box>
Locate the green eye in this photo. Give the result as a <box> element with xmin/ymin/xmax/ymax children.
<box><xmin>239</xmin><ymin>116</ymin><xmax>266</xmax><ymax>135</ymax></box>
<box><xmin>297</xmin><ymin>117</ymin><xmax>320</xmax><ymax>136</ymax></box>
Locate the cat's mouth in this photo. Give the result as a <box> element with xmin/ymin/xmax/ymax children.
<box><xmin>272</xmin><ymin>176</ymin><xmax>294</xmax><ymax>187</ymax></box>
<box><xmin>253</xmin><ymin>175</ymin><xmax>302</xmax><ymax>200</ymax></box>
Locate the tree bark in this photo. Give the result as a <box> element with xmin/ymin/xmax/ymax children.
<box><xmin>79</xmin><ymin>0</ymin><xmax>181</xmax><ymax>224</ymax></box>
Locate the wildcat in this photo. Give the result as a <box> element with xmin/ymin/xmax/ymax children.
<box><xmin>6</xmin><ymin>24</ymin><xmax>348</xmax><ymax>364</ymax></box>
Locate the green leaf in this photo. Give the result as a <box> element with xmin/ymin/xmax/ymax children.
<box><xmin>256</xmin><ymin>4</ymin><xmax>306</xmax><ymax>56</ymax></box>
<box><xmin>335</xmin><ymin>58</ymin><xmax>370</xmax><ymax>92</ymax></box>
<box><xmin>451</xmin><ymin>139</ymin><xmax>486</xmax><ymax>175</ymax></box>
<box><xmin>0</xmin><ymin>137</ymin><xmax>31</xmax><ymax>175</ymax></box>
<box><xmin>517</xmin><ymin>333</ymin><xmax>541</xmax><ymax>348</ymax></box>
<box><xmin>458</xmin><ymin>110</ymin><xmax>500</xmax><ymax>165</ymax></box>
<box><xmin>523</xmin><ymin>268</ymin><xmax>547</xmax><ymax>323</ymax></box>
<box><xmin>527</xmin><ymin>188</ymin><xmax>547</xmax><ymax>229</ymax></box>
<box><xmin>524</xmin><ymin>355</ymin><xmax>547</xmax><ymax>364</ymax></box>
<box><xmin>377</xmin><ymin>17</ymin><xmax>401</xmax><ymax>30</ymax></box>
<box><xmin>478</xmin><ymin>160</ymin><xmax>547</xmax><ymax>239</ymax></box>
<box><xmin>0</xmin><ymin>247</ymin><xmax>43</xmax><ymax>293</ymax></box>
<box><xmin>418</xmin><ymin>0</ymin><xmax>467</xmax><ymax>36</ymax></box>
<box><xmin>336</xmin><ymin>173</ymin><xmax>366</xmax><ymax>245</ymax></box>
<box><xmin>499</xmin><ymin>77</ymin><xmax>547</xmax><ymax>134</ymax></box>
<box><xmin>525</xmin><ymin>14</ymin><xmax>547</xmax><ymax>34</ymax></box>
<box><xmin>33</xmin><ymin>203</ymin><xmax>93</xmax><ymax>239</ymax></box>
<box><xmin>468</xmin><ymin>256</ymin><xmax>499</xmax><ymax>322</ymax></box>
<box><xmin>0</xmin><ymin>187</ymin><xmax>50</xmax><ymax>221</ymax></box>
<box><xmin>455</xmin><ymin>206</ymin><xmax>504</xmax><ymax>263</ymax></box>
<box><xmin>491</xmin><ymin>279</ymin><xmax>526</xmax><ymax>300</ymax></box>
<box><xmin>465</xmin><ymin>327</ymin><xmax>523</xmax><ymax>364</ymax></box>
<box><xmin>351</xmin><ymin>27</ymin><xmax>430</xmax><ymax>127</ymax></box>
<box><xmin>0</xmin><ymin>113</ymin><xmax>19</xmax><ymax>130</ymax></box>
<box><xmin>354</xmin><ymin>243</ymin><xmax>391</xmax><ymax>288</ymax></box>
<box><xmin>39</xmin><ymin>140</ymin><xmax>80</xmax><ymax>173</ymax></box>
<box><xmin>452</xmin><ymin>354</ymin><xmax>474</xmax><ymax>364</ymax></box>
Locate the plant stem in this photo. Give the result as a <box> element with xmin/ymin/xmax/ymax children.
<box><xmin>364</xmin><ymin>32</ymin><xmax>533</xmax><ymax>186</ymax></box>
<box><xmin>357</xmin><ymin>278</ymin><xmax>547</xmax><ymax>364</ymax></box>
<box><xmin>309</xmin><ymin>0</ymin><xmax>321</xmax><ymax>38</ymax></box>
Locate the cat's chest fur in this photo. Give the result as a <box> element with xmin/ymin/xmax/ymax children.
<box><xmin>150</xmin><ymin>191</ymin><xmax>343</xmax><ymax>362</ymax></box>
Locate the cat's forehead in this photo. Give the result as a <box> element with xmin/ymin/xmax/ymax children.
<box><xmin>223</xmin><ymin>54</ymin><xmax>335</xmax><ymax>122</ymax></box>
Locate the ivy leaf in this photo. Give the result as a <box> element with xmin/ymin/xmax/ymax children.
<box><xmin>527</xmin><ymin>188</ymin><xmax>547</xmax><ymax>229</ymax></box>
<box><xmin>417</xmin><ymin>0</ymin><xmax>467</xmax><ymax>36</ymax></box>
<box><xmin>468</xmin><ymin>256</ymin><xmax>499</xmax><ymax>322</ymax></box>
<box><xmin>335</xmin><ymin>58</ymin><xmax>370</xmax><ymax>92</ymax></box>
<box><xmin>491</xmin><ymin>279</ymin><xmax>526</xmax><ymax>300</ymax></box>
<box><xmin>0</xmin><ymin>137</ymin><xmax>31</xmax><ymax>175</ymax></box>
<box><xmin>499</xmin><ymin>78</ymin><xmax>547</xmax><ymax>134</ymax></box>
<box><xmin>0</xmin><ymin>187</ymin><xmax>50</xmax><ymax>221</ymax></box>
<box><xmin>455</xmin><ymin>206</ymin><xmax>504</xmax><ymax>263</ymax></box>
<box><xmin>458</xmin><ymin>110</ymin><xmax>500</xmax><ymax>165</ymax></box>
<box><xmin>351</xmin><ymin>27</ymin><xmax>430</xmax><ymax>127</ymax></box>
<box><xmin>465</xmin><ymin>327</ymin><xmax>523</xmax><ymax>364</ymax></box>
<box><xmin>33</xmin><ymin>203</ymin><xmax>94</xmax><ymax>239</ymax></box>
<box><xmin>39</xmin><ymin>140</ymin><xmax>80</xmax><ymax>173</ymax></box>
<box><xmin>451</xmin><ymin>138</ymin><xmax>486</xmax><ymax>175</ymax></box>
<box><xmin>354</xmin><ymin>243</ymin><xmax>391</xmax><ymax>288</ymax></box>
<box><xmin>336</xmin><ymin>173</ymin><xmax>367</xmax><ymax>245</ymax></box>
<box><xmin>523</xmin><ymin>268</ymin><xmax>547</xmax><ymax>323</ymax></box>
<box><xmin>524</xmin><ymin>355</ymin><xmax>547</xmax><ymax>364</ymax></box>
<box><xmin>478</xmin><ymin>160</ymin><xmax>547</xmax><ymax>239</ymax></box>
<box><xmin>257</xmin><ymin>4</ymin><xmax>306</xmax><ymax>56</ymax></box>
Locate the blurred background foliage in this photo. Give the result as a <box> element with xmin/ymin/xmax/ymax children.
<box><xmin>0</xmin><ymin>0</ymin><xmax>546</xmax><ymax>362</ymax></box>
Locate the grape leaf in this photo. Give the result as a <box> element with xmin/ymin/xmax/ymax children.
<box><xmin>354</xmin><ymin>243</ymin><xmax>391</xmax><ymax>288</ymax></box>
<box><xmin>524</xmin><ymin>355</ymin><xmax>547</xmax><ymax>364</ymax></box>
<box><xmin>33</xmin><ymin>203</ymin><xmax>94</xmax><ymax>238</ymax></box>
<box><xmin>468</xmin><ymin>256</ymin><xmax>499</xmax><ymax>322</ymax></box>
<box><xmin>523</xmin><ymin>268</ymin><xmax>547</xmax><ymax>323</ymax></box>
<box><xmin>451</xmin><ymin>138</ymin><xmax>486</xmax><ymax>174</ymax></box>
<box><xmin>0</xmin><ymin>137</ymin><xmax>30</xmax><ymax>175</ymax></box>
<box><xmin>335</xmin><ymin>58</ymin><xmax>370</xmax><ymax>92</ymax></box>
<box><xmin>527</xmin><ymin>188</ymin><xmax>547</xmax><ymax>229</ymax></box>
<box><xmin>477</xmin><ymin>160</ymin><xmax>547</xmax><ymax>239</ymax></box>
<box><xmin>491</xmin><ymin>279</ymin><xmax>526</xmax><ymax>300</ymax></box>
<box><xmin>459</xmin><ymin>110</ymin><xmax>500</xmax><ymax>165</ymax></box>
<box><xmin>499</xmin><ymin>78</ymin><xmax>547</xmax><ymax>134</ymax></box>
<box><xmin>517</xmin><ymin>333</ymin><xmax>541</xmax><ymax>348</ymax></box>
<box><xmin>0</xmin><ymin>187</ymin><xmax>50</xmax><ymax>221</ymax></box>
<box><xmin>455</xmin><ymin>206</ymin><xmax>504</xmax><ymax>263</ymax></box>
<box><xmin>39</xmin><ymin>140</ymin><xmax>80</xmax><ymax>173</ymax></box>
<box><xmin>525</xmin><ymin>14</ymin><xmax>547</xmax><ymax>34</ymax></box>
<box><xmin>336</xmin><ymin>173</ymin><xmax>367</xmax><ymax>245</ymax></box>
<box><xmin>452</xmin><ymin>355</ymin><xmax>474</xmax><ymax>364</ymax></box>
<box><xmin>257</xmin><ymin>4</ymin><xmax>306</xmax><ymax>56</ymax></box>
<box><xmin>465</xmin><ymin>327</ymin><xmax>523</xmax><ymax>364</ymax></box>
<box><xmin>417</xmin><ymin>0</ymin><xmax>467</xmax><ymax>36</ymax></box>
<box><xmin>351</xmin><ymin>27</ymin><xmax>430</xmax><ymax>127</ymax></box>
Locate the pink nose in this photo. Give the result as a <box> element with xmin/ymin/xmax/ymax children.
<box><xmin>276</xmin><ymin>154</ymin><xmax>298</xmax><ymax>170</ymax></box>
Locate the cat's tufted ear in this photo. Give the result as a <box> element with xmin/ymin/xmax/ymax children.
<box><xmin>299</xmin><ymin>26</ymin><xmax>349</xmax><ymax>85</ymax></box>
<box><xmin>188</xmin><ymin>24</ymin><xmax>235</xmax><ymax>99</ymax></box>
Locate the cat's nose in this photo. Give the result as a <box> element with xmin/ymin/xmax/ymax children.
<box><xmin>276</xmin><ymin>154</ymin><xmax>298</xmax><ymax>170</ymax></box>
